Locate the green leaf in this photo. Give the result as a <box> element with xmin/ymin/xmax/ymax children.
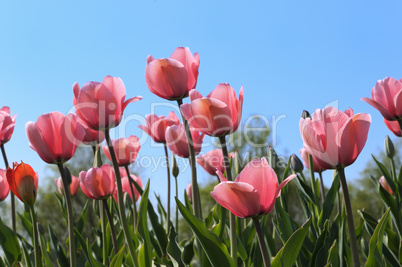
<box><xmin>181</xmin><ymin>238</ymin><xmax>194</xmax><ymax>265</ymax></box>
<box><xmin>0</xmin><ymin>217</ymin><xmax>21</xmax><ymax>265</ymax></box>
<box><xmin>318</xmin><ymin>174</ymin><xmax>339</xmax><ymax>227</ymax></box>
<box><xmin>327</xmin><ymin>240</ymin><xmax>339</xmax><ymax>266</ymax></box>
<box><xmin>110</xmin><ymin>245</ymin><xmax>126</xmax><ymax>267</ymax></box>
<box><xmin>137</xmin><ymin>180</ymin><xmax>152</xmax><ymax>267</ymax></box>
<box><xmin>176</xmin><ymin>198</ymin><xmax>237</xmax><ymax>267</ymax></box>
<box><xmin>74</xmin><ymin>228</ymin><xmax>104</xmax><ymax>267</ymax></box>
<box><xmin>75</xmin><ymin>200</ymin><xmax>89</xmax><ymax>234</ymax></box>
<box><xmin>48</xmin><ymin>225</ymin><xmax>69</xmax><ymax>267</ymax></box>
<box><xmin>18</xmin><ymin>211</ymin><xmax>33</xmax><ymax>238</ymax></box>
<box><xmin>148</xmin><ymin>201</ymin><xmax>168</xmax><ymax>255</ymax></box>
<box><xmin>167</xmin><ymin>226</ymin><xmax>185</xmax><ymax>267</ymax></box>
<box><xmin>372</xmin><ymin>155</ymin><xmax>396</xmax><ymax>194</ymax></box>
<box><xmin>21</xmin><ymin>241</ymin><xmax>32</xmax><ymax>267</ymax></box>
<box><xmin>365</xmin><ymin>208</ymin><xmax>390</xmax><ymax>267</ymax></box>
<box><xmin>271</xmin><ymin>218</ymin><xmax>311</xmax><ymax>267</ymax></box>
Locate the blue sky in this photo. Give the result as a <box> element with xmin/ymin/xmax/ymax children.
<box><xmin>1</xmin><ymin>1</ymin><xmax>402</xmax><ymax>204</ymax></box>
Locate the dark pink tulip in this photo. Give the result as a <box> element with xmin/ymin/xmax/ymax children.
<box><xmin>211</xmin><ymin>158</ymin><xmax>295</xmax><ymax>218</ymax></box>
<box><xmin>0</xmin><ymin>106</ymin><xmax>16</xmax><ymax>145</ymax></box>
<box><xmin>55</xmin><ymin>175</ymin><xmax>80</xmax><ymax>196</ymax></box>
<box><xmin>299</xmin><ymin>107</ymin><xmax>371</xmax><ymax>169</ymax></box>
<box><xmin>384</xmin><ymin>119</ymin><xmax>402</xmax><ymax>137</ymax></box>
<box><xmin>196</xmin><ymin>149</ymin><xmax>234</xmax><ymax>175</ymax></box>
<box><xmin>186</xmin><ymin>183</ymin><xmax>192</xmax><ymax>203</ymax></box>
<box><xmin>181</xmin><ymin>83</ymin><xmax>244</xmax><ymax>137</ymax></box>
<box><xmin>73</xmin><ymin>75</ymin><xmax>142</xmax><ymax>130</ymax></box>
<box><xmin>138</xmin><ymin>112</ymin><xmax>180</xmax><ymax>143</ymax></box>
<box><xmin>145</xmin><ymin>47</ymin><xmax>200</xmax><ymax>100</ymax></box>
<box><xmin>0</xmin><ymin>169</ymin><xmax>9</xmax><ymax>201</ymax></box>
<box><xmin>299</xmin><ymin>148</ymin><xmax>331</xmax><ymax>173</ymax></box>
<box><xmin>379</xmin><ymin>176</ymin><xmax>394</xmax><ymax>196</ymax></box>
<box><xmin>77</xmin><ymin>117</ymin><xmax>105</xmax><ymax>145</ymax></box>
<box><xmin>79</xmin><ymin>165</ymin><xmax>116</xmax><ymax>200</ymax></box>
<box><xmin>26</xmin><ymin>112</ymin><xmax>85</xmax><ymax>164</ymax></box>
<box><xmin>166</xmin><ymin>124</ymin><xmax>204</xmax><ymax>158</ymax></box>
<box><xmin>102</xmin><ymin>135</ymin><xmax>141</xmax><ymax>166</ymax></box>
<box><xmin>362</xmin><ymin>77</ymin><xmax>402</xmax><ymax>121</ymax></box>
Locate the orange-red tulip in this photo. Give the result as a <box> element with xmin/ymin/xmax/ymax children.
<box><xmin>0</xmin><ymin>169</ymin><xmax>9</xmax><ymax>201</ymax></box>
<box><xmin>299</xmin><ymin>107</ymin><xmax>371</xmax><ymax>169</ymax></box>
<box><xmin>73</xmin><ymin>75</ymin><xmax>142</xmax><ymax>130</ymax></box>
<box><xmin>55</xmin><ymin>175</ymin><xmax>80</xmax><ymax>196</ymax></box>
<box><xmin>181</xmin><ymin>83</ymin><xmax>244</xmax><ymax>137</ymax></box>
<box><xmin>138</xmin><ymin>112</ymin><xmax>180</xmax><ymax>143</ymax></box>
<box><xmin>145</xmin><ymin>47</ymin><xmax>200</xmax><ymax>100</ymax></box>
<box><xmin>102</xmin><ymin>135</ymin><xmax>141</xmax><ymax>166</ymax></box>
<box><xmin>6</xmin><ymin>162</ymin><xmax>38</xmax><ymax>206</ymax></box>
<box><xmin>211</xmin><ymin>158</ymin><xmax>295</xmax><ymax>218</ymax></box>
<box><xmin>79</xmin><ymin>165</ymin><xmax>116</xmax><ymax>200</ymax></box>
<box><xmin>166</xmin><ymin>124</ymin><xmax>204</xmax><ymax>158</ymax></box>
<box><xmin>0</xmin><ymin>106</ymin><xmax>16</xmax><ymax>145</ymax></box>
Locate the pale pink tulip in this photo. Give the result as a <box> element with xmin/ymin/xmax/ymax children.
<box><xmin>0</xmin><ymin>169</ymin><xmax>9</xmax><ymax>201</ymax></box>
<box><xmin>196</xmin><ymin>149</ymin><xmax>234</xmax><ymax>175</ymax></box>
<box><xmin>102</xmin><ymin>135</ymin><xmax>141</xmax><ymax>166</ymax></box>
<box><xmin>186</xmin><ymin>183</ymin><xmax>192</xmax><ymax>203</ymax></box>
<box><xmin>73</xmin><ymin>75</ymin><xmax>142</xmax><ymax>130</ymax></box>
<box><xmin>181</xmin><ymin>83</ymin><xmax>244</xmax><ymax>136</ymax></box>
<box><xmin>55</xmin><ymin>175</ymin><xmax>80</xmax><ymax>196</ymax></box>
<box><xmin>211</xmin><ymin>158</ymin><xmax>295</xmax><ymax>218</ymax></box>
<box><xmin>384</xmin><ymin>119</ymin><xmax>402</xmax><ymax>137</ymax></box>
<box><xmin>166</xmin><ymin>124</ymin><xmax>204</xmax><ymax>158</ymax></box>
<box><xmin>79</xmin><ymin>165</ymin><xmax>116</xmax><ymax>200</ymax></box>
<box><xmin>362</xmin><ymin>77</ymin><xmax>402</xmax><ymax>121</ymax></box>
<box><xmin>145</xmin><ymin>47</ymin><xmax>200</xmax><ymax>100</ymax></box>
<box><xmin>26</xmin><ymin>112</ymin><xmax>85</xmax><ymax>164</ymax></box>
<box><xmin>299</xmin><ymin>148</ymin><xmax>331</xmax><ymax>173</ymax></box>
<box><xmin>299</xmin><ymin>107</ymin><xmax>371</xmax><ymax>168</ymax></box>
<box><xmin>0</xmin><ymin>106</ymin><xmax>16</xmax><ymax>145</ymax></box>
<box><xmin>138</xmin><ymin>112</ymin><xmax>180</xmax><ymax>143</ymax></box>
<box><xmin>379</xmin><ymin>176</ymin><xmax>394</xmax><ymax>196</ymax></box>
<box><xmin>77</xmin><ymin>117</ymin><xmax>105</xmax><ymax>145</ymax></box>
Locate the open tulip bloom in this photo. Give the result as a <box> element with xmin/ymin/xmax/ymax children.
<box><xmin>0</xmin><ymin>106</ymin><xmax>16</xmax><ymax>145</ymax></box>
<box><xmin>138</xmin><ymin>112</ymin><xmax>180</xmax><ymax>143</ymax></box>
<box><xmin>211</xmin><ymin>158</ymin><xmax>295</xmax><ymax>218</ymax></box>
<box><xmin>102</xmin><ymin>135</ymin><xmax>141</xmax><ymax>166</ymax></box>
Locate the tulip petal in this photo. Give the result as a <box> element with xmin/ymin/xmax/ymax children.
<box><xmin>123</xmin><ymin>96</ymin><xmax>143</xmax><ymax>111</ymax></box>
<box><xmin>361</xmin><ymin>97</ymin><xmax>394</xmax><ymax>120</ymax></box>
<box><xmin>189</xmin><ymin>89</ymin><xmax>203</xmax><ymax>101</ymax></box>
<box><xmin>216</xmin><ymin>170</ymin><xmax>228</xmax><ymax>182</ymax></box>
<box><xmin>102</xmin><ymin>76</ymin><xmax>126</xmax><ymax>108</ymax></box>
<box><xmin>394</xmin><ymin>89</ymin><xmax>402</xmax><ymax>118</ymax></box>
<box><xmin>384</xmin><ymin>119</ymin><xmax>402</xmax><ymax>137</ymax></box>
<box><xmin>26</xmin><ymin>122</ymin><xmax>56</xmax><ymax>164</ymax></box>
<box><xmin>264</xmin><ymin>174</ymin><xmax>296</xmax><ymax>214</ymax></box>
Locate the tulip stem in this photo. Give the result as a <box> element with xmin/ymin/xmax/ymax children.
<box><xmin>174</xmin><ymin>175</ymin><xmax>179</xmax><ymax>231</ymax></box>
<box><xmin>308</xmin><ymin>154</ymin><xmax>320</xmax><ymax>209</ymax></box>
<box><xmin>163</xmin><ymin>143</ymin><xmax>172</xmax><ymax>233</ymax></box>
<box><xmin>219</xmin><ymin>136</ymin><xmax>237</xmax><ymax>260</ymax></box>
<box><xmin>318</xmin><ymin>171</ymin><xmax>325</xmax><ymax>203</ymax></box>
<box><xmin>103</xmin><ymin>199</ymin><xmax>118</xmax><ymax>255</ymax></box>
<box><xmin>57</xmin><ymin>163</ymin><xmax>76</xmax><ymax>267</ymax></box>
<box><xmin>1</xmin><ymin>144</ymin><xmax>15</xmax><ymax>232</ymax></box>
<box><xmin>30</xmin><ymin>205</ymin><xmax>42</xmax><ymax>267</ymax></box>
<box><xmin>100</xmin><ymin>201</ymin><xmax>107</xmax><ymax>264</ymax></box>
<box><xmin>252</xmin><ymin>217</ymin><xmax>271</xmax><ymax>267</ymax></box>
<box><xmin>337</xmin><ymin>167</ymin><xmax>360</xmax><ymax>267</ymax></box>
<box><xmin>105</xmin><ymin>130</ymin><xmax>137</xmax><ymax>266</ymax></box>
<box><xmin>124</xmin><ymin>166</ymin><xmax>138</xmax><ymax>229</ymax></box>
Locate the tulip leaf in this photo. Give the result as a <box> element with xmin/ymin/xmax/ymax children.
<box><xmin>365</xmin><ymin>208</ymin><xmax>390</xmax><ymax>267</ymax></box>
<box><xmin>137</xmin><ymin>180</ymin><xmax>152</xmax><ymax>267</ymax></box>
<box><xmin>0</xmin><ymin>217</ymin><xmax>21</xmax><ymax>265</ymax></box>
<box><xmin>167</xmin><ymin>226</ymin><xmax>185</xmax><ymax>267</ymax></box>
<box><xmin>181</xmin><ymin>238</ymin><xmax>194</xmax><ymax>265</ymax></box>
<box><xmin>176</xmin><ymin>198</ymin><xmax>237</xmax><ymax>267</ymax></box>
<box><xmin>372</xmin><ymin>155</ymin><xmax>397</xmax><ymax>194</ymax></box>
<box><xmin>48</xmin><ymin>225</ymin><xmax>69</xmax><ymax>267</ymax></box>
<box><xmin>271</xmin><ymin>218</ymin><xmax>311</xmax><ymax>267</ymax></box>
<box><xmin>318</xmin><ymin>174</ymin><xmax>339</xmax><ymax>227</ymax></box>
<box><xmin>73</xmin><ymin>228</ymin><xmax>104</xmax><ymax>267</ymax></box>
<box><xmin>110</xmin><ymin>245</ymin><xmax>126</xmax><ymax>267</ymax></box>
<box><xmin>148</xmin><ymin>200</ymin><xmax>168</xmax><ymax>255</ymax></box>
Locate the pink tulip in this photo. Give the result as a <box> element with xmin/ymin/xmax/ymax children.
<box><xmin>77</xmin><ymin>117</ymin><xmax>105</xmax><ymax>145</ymax></box>
<box><xmin>362</xmin><ymin>77</ymin><xmax>402</xmax><ymax>121</ymax></box>
<box><xmin>0</xmin><ymin>106</ymin><xmax>16</xmax><ymax>145</ymax></box>
<box><xmin>166</xmin><ymin>124</ymin><xmax>204</xmax><ymax>158</ymax></box>
<box><xmin>379</xmin><ymin>176</ymin><xmax>394</xmax><ymax>196</ymax></box>
<box><xmin>384</xmin><ymin>119</ymin><xmax>402</xmax><ymax>137</ymax></box>
<box><xmin>0</xmin><ymin>169</ymin><xmax>9</xmax><ymax>201</ymax></box>
<box><xmin>299</xmin><ymin>107</ymin><xmax>371</xmax><ymax>169</ymax></box>
<box><xmin>299</xmin><ymin>148</ymin><xmax>331</xmax><ymax>173</ymax></box>
<box><xmin>145</xmin><ymin>47</ymin><xmax>200</xmax><ymax>100</ymax></box>
<box><xmin>102</xmin><ymin>135</ymin><xmax>141</xmax><ymax>166</ymax></box>
<box><xmin>211</xmin><ymin>158</ymin><xmax>295</xmax><ymax>218</ymax></box>
<box><xmin>55</xmin><ymin>175</ymin><xmax>80</xmax><ymax>196</ymax></box>
<box><xmin>186</xmin><ymin>183</ymin><xmax>192</xmax><ymax>203</ymax></box>
<box><xmin>113</xmin><ymin>167</ymin><xmax>143</xmax><ymax>203</ymax></box>
<box><xmin>26</xmin><ymin>112</ymin><xmax>85</xmax><ymax>164</ymax></box>
<box><xmin>138</xmin><ymin>112</ymin><xmax>180</xmax><ymax>143</ymax></box>
<box><xmin>73</xmin><ymin>75</ymin><xmax>142</xmax><ymax>130</ymax></box>
<box><xmin>79</xmin><ymin>165</ymin><xmax>116</xmax><ymax>200</ymax></box>
<box><xmin>181</xmin><ymin>83</ymin><xmax>244</xmax><ymax>137</ymax></box>
<box><xmin>196</xmin><ymin>149</ymin><xmax>234</xmax><ymax>175</ymax></box>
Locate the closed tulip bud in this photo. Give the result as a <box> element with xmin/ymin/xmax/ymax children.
<box><xmin>186</xmin><ymin>184</ymin><xmax>192</xmax><ymax>203</ymax></box>
<box><xmin>6</xmin><ymin>162</ymin><xmax>38</xmax><ymax>206</ymax></box>
<box><xmin>385</xmin><ymin>136</ymin><xmax>395</xmax><ymax>159</ymax></box>
<box><xmin>0</xmin><ymin>169</ymin><xmax>9</xmax><ymax>201</ymax></box>
<box><xmin>171</xmin><ymin>153</ymin><xmax>179</xmax><ymax>178</ymax></box>
<box><xmin>301</xmin><ymin>110</ymin><xmax>311</xmax><ymax>119</ymax></box>
<box><xmin>55</xmin><ymin>175</ymin><xmax>80</xmax><ymax>196</ymax></box>
<box><xmin>290</xmin><ymin>154</ymin><xmax>304</xmax><ymax>173</ymax></box>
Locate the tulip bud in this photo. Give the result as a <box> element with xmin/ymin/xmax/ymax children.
<box><xmin>290</xmin><ymin>154</ymin><xmax>304</xmax><ymax>173</ymax></box>
<box><xmin>6</xmin><ymin>162</ymin><xmax>38</xmax><ymax>206</ymax></box>
<box><xmin>186</xmin><ymin>184</ymin><xmax>192</xmax><ymax>203</ymax></box>
<box><xmin>385</xmin><ymin>135</ymin><xmax>395</xmax><ymax>159</ymax></box>
<box><xmin>171</xmin><ymin>153</ymin><xmax>179</xmax><ymax>178</ymax></box>
<box><xmin>301</xmin><ymin>110</ymin><xmax>311</xmax><ymax>119</ymax></box>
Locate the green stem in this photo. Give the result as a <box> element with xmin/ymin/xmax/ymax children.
<box><xmin>318</xmin><ymin>171</ymin><xmax>325</xmax><ymax>204</ymax></box>
<box><xmin>219</xmin><ymin>136</ymin><xmax>237</xmax><ymax>260</ymax></box>
<box><xmin>103</xmin><ymin>199</ymin><xmax>118</xmax><ymax>255</ymax></box>
<box><xmin>100</xmin><ymin>200</ymin><xmax>107</xmax><ymax>264</ymax></box>
<box><xmin>124</xmin><ymin>166</ymin><xmax>138</xmax><ymax>229</ymax></box>
<box><xmin>57</xmin><ymin>164</ymin><xmax>76</xmax><ymax>267</ymax></box>
<box><xmin>1</xmin><ymin>144</ymin><xmax>15</xmax><ymax>232</ymax></box>
<box><xmin>177</xmin><ymin>99</ymin><xmax>202</xmax><ymax>219</ymax></box>
<box><xmin>308</xmin><ymin>154</ymin><xmax>320</xmax><ymax>210</ymax></box>
<box><xmin>252</xmin><ymin>217</ymin><xmax>271</xmax><ymax>267</ymax></box>
<box><xmin>105</xmin><ymin>130</ymin><xmax>137</xmax><ymax>266</ymax></box>
<box><xmin>163</xmin><ymin>143</ymin><xmax>171</xmax><ymax>232</ymax></box>
<box><xmin>337</xmin><ymin>167</ymin><xmax>360</xmax><ymax>267</ymax></box>
<box><xmin>30</xmin><ymin>205</ymin><xmax>42</xmax><ymax>267</ymax></box>
<box><xmin>174</xmin><ymin>176</ymin><xmax>179</xmax><ymax>231</ymax></box>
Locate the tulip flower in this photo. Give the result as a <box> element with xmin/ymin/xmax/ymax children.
<box><xmin>186</xmin><ymin>183</ymin><xmax>192</xmax><ymax>203</ymax></box>
<box><xmin>138</xmin><ymin>112</ymin><xmax>180</xmax><ymax>143</ymax></box>
<box><xmin>0</xmin><ymin>169</ymin><xmax>9</xmax><ymax>201</ymax></box>
<box><xmin>362</xmin><ymin>77</ymin><xmax>402</xmax><ymax>121</ymax></box>
<box><xmin>80</xmin><ymin>165</ymin><xmax>116</xmax><ymax>200</ymax></box>
<box><xmin>196</xmin><ymin>149</ymin><xmax>234</xmax><ymax>175</ymax></box>
<box><xmin>113</xmin><ymin>167</ymin><xmax>143</xmax><ymax>203</ymax></box>
<box><xmin>166</xmin><ymin>124</ymin><xmax>204</xmax><ymax>158</ymax></box>
<box><xmin>299</xmin><ymin>107</ymin><xmax>371</xmax><ymax>168</ymax></box>
<box><xmin>55</xmin><ymin>175</ymin><xmax>80</xmax><ymax>196</ymax></box>
<box><xmin>211</xmin><ymin>158</ymin><xmax>295</xmax><ymax>218</ymax></box>
<box><xmin>379</xmin><ymin>176</ymin><xmax>394</xmax><ymax>196</ymax></box>
<box><xmin>6</xmin><ymin>162</ymin><xmax>38</xmax><ymax>206</ymax></box>
<box><xmin>73</xmin><ymin>75</ymin><xmax>142</xmax><ymax>130</ymax></box>
<box><xmin>0</xmin><ymin>106</ymin><xmax>16</xmax><ymax>145</ymax></box>
<box><xmin>299</xmin><ymin>147</ymin><xmax>331</xmax><ymax>173</ymax></box>
<box><xmin>102</xmin><ymin>135</ymin><xmax>141</xmax><ymax>166</ymax></box>
<box><xmin>77</xmin><ymin>117</ymin><xmax>105</xmax><ymax>145</ymax></box>
<box><xmin>145</xmin><ymin>47</ymin><xmax>200</xmax><ymax>100</ymax></box>
<box><xmin>26</xmin><ymin>112</ymin><xmax>85</xmax><ymax>164</ymax></box>
<box><xmin>181</xmin><ymin>83</ymin><xmax>244</xmax><ymax>137</ymax></box>
<box><xmin>384</xmin><ymin>119</ymin><xmax>402</xmax><ymax>137</ymax></box>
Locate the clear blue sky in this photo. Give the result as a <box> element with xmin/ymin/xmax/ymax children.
<box><xmin>1</xmin><ymin>1</ymin><xmax>402</xmax><ymax>205</ymax></box>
